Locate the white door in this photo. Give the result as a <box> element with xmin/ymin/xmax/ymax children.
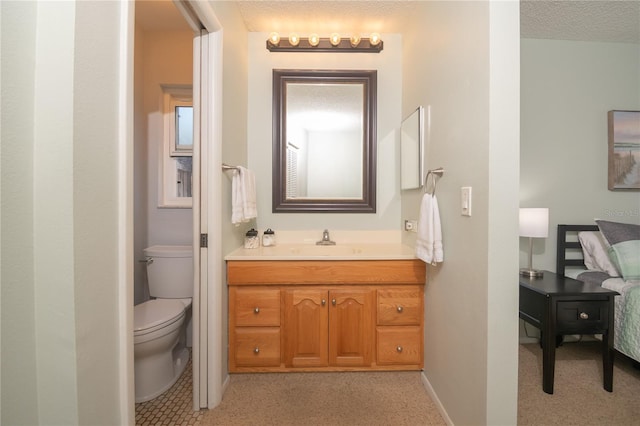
<box><xmin>174</xmin><ymin>0</ymin><xmax>223</xmax><ymax>411</ymax></box>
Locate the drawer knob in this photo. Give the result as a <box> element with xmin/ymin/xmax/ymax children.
<box><xmin>322</xmin><ymin>299</ymin><xmax>326</xmax><ymax>306</ymax></box>
<box><xmin>254</xmin><ymin>307</ymin><xmax>260</xmax><ymax>314</ymax></box>
<box><xmin>396</xmin><ymin>345</ymin><xmax>403</xmax><ymax>353</ymax></box>
<box><xmin>579</xmin><ymin>312</ymin><xmax>589</xmax><ymax>320</ymax></box>
<box><xmin>396</xmin><ymin>305</ymin><xmax>404</xmax><ymax>313</ymax></box>
<box><xmin>254</xmin><ymin>347</ymin><xmax>260</xmax><ymax>354</ymax></box>
<box><xmin>332</xmin><ymin>298</ymin><xmax>337</xmax><ymax>306</ymax></box>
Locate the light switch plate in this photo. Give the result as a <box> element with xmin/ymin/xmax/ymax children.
<box><xmin>461</xmin><ymin>187</ymin><xmax>472</xmax><ymax>216</ymax></box>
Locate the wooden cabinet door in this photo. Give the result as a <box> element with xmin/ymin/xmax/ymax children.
<box><xmin>283</xmin><ymin>289</ymin><xmax>329</xmax><ymax>368</ymax></box>
<box><xmin>329</xmin><ymin>288</ymin><xmax>374</xmax><ymax>367</ymax></box>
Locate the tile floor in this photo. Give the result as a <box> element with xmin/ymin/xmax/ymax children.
<box><xmin>135</xmin><ymin>352</ymin><xmax>203</xmax><ymax>426</ymax></box>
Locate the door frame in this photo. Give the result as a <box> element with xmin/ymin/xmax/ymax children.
<box><xmin>118</xmin><ymin>1</ymin><xmax>224</xmax><ymax>422</ymax></box>
<box><xmin>173</xmin><ymin>0</ymin><xmax>224</xmax><ymax>411</ymax></box>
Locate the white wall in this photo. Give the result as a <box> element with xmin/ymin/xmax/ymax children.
<box><xmin>134</xmin><ymin>28</ymin><xmax>193</xmax><ymax>303</ymax></box>
<box><xmin>210</xmin><ymin>0</ymin><xmax>250</xmax><ymax>390</ymax></box>
<box><xmin>1</xmin><ymin>2</ymin><xmax>39</xmax><ymax>423</ymax></box>
<box><xmin>401</xmin><ymin>2</ymin><xmax>519</xmax><ymax>424</ymax></box>
<box><xmin>133</xmin><ymin>25</ymin><xmax>147</xmax><ymax>304</ymax></box>
<box><xmin>521</xmin><ymin>39</ymin><xmax>640</xmax><ymax>272</ymax></box>
<box><xmin>247</xmin><ymin>33</ymin><xmax>403</xmax><ymax>232</ymax></box>
<box><xmin>1</xmin><ymin>1</ymin><xmax>127</xmax><ymax>424</ymax></box>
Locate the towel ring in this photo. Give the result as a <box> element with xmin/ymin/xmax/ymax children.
<box><xmin>424</xmin><ymin>168</ymin><xmax>445</xmax><ymax>195</ymax></box>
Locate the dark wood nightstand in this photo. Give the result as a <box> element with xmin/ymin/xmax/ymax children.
<box><xmin>519</xmin><ymin>271</ymin><xmax>618</xmax><ymax>394</ymax></box>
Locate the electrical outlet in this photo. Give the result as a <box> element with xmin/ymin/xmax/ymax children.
<box><xmin>404</xmin><ymin>219</ymin><xmax>418</xmax><ymax>232</ymax></box>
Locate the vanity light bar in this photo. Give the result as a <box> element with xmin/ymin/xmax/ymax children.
<box><xmin>266</xmin><ymin>35</ymin><xmax>383</xmax><ymax>53</ymax></box>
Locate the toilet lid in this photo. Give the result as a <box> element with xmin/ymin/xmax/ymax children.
<box><xmin>134</xmin><ymin>299</ymin><xmax>185</xmax><ymax>332</ymax></box>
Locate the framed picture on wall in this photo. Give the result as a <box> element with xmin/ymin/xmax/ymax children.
<box><xmin>608</xmin><ymin>110</ymin><xmax>640</xmax><ymax>190</ymax></box>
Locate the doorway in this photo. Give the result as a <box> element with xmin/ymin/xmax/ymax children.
<box><xmin>131</xmin><ymin>0</ymin><xmax>223</xmax><ymax>416</ymax></box>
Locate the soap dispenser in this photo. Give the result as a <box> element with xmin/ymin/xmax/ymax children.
<box><xmin>244</xmin><ymin>228</ymin><xmax>259</xmax><ymax>249</ymax></box>
<box><xmin>262</xmin><ymin>228</ymin><xmax>276</xmax><ymax>247</ymax></box>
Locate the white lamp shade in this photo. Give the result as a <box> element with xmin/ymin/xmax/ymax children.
<box><xmin>519</xmin><ymin>208</ymin><xmax>549</xmax><ymax>238</ymax></box>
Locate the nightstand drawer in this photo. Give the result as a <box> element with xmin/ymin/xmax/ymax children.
<box><xmin>556</xmin><ymin>300</ymin><xmax>610</xmax><ymax>333</ymax></box>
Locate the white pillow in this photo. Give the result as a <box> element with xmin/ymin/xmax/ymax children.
<box><xmin>578</xmin><ymin>231</ymin><xmax>620</xmax><ymax>277</ymax></box>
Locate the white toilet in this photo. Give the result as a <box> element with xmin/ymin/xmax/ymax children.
<box><xmin>134</xmin><ymin>245</ymin><xmax>193</xmax><ymax>403</ymax></box>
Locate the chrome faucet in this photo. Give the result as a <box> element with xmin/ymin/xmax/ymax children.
<box><xmin>316</xmin><ymin>229</ymin><xmax>336</xmax><ymax>245</ymax></box>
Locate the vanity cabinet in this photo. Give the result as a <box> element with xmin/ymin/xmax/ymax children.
<box><xmin>229</xmin><ymin>287</ymin><xmax>281</xmax><ymax>368</ymax></box>
<box><xmin>376</xmin><ymin>287</ymin><xmax>423</xmax><ymax>366</ymax></box>
<box><xmin>227</xmin><ymin>260</ymin><xmax>425</xmax><ymax>373</ymax></box>
<box><xmin>284</xmin><ymin>287</ymin><xmax>374</xmax><ymax>368</ymax></box>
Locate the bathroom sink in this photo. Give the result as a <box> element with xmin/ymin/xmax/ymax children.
<box><xmin>286</xmin><ymin>245</ymin><xmax>362</xmax><ymax>256</ymax></box>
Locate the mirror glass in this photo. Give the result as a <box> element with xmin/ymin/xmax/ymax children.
<box><xmin>400</xmin><ymin>106</ymin><xmax>424</xmax><ymax>190</ymax></box>
<box><xmin>273</xmin><ymin>69</ymin><xmax>377</xmax><ymax>213</ymax></box>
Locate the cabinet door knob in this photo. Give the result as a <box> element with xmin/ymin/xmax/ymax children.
<box><xmin>396</xmin><ymin>345</ymin><xmax>403</xmax><ymax>353</ymax></box>
<box><xmin>396</xmin><ymin>305</ymin><xmax>404</xmax><ymax>313</ymax></box>
<box><xmin>579</xmin><ymin>312</ymin><xmax>589</xmax><ymax>320</ymax></box>
<box><xmin>332</xmin><ymin>298</ymin><xmax>337</xmax><ymax>306</ymax></box>
<box><xmin>254</xmin><ymin>307</ymin><xmax>260</xmax><ymax>314</ymax></box>
<box><xmin>254</xmin><ymin>347</ymin><xmax>260</xmax><ymax>354</ymax></box>
<box><xmin>321</xmin><ymin>299</ymin><xmax>326</xmax><ymax>306</ymax></box>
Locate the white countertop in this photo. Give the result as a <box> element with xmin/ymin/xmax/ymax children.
<box><xmin>224</xmin><ymin>243</ymin><xmax>418</xmax><ymax>261</ymax></box>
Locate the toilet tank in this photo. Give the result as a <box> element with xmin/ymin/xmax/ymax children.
<box><xmin>143</xmin><ymin>245</ymin><xmax>193</xmax><ymax>299</ymax></box>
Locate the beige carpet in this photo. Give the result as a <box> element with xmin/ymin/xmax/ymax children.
<box><xmin>137</xmin><ymin>343</ymin><xmax>640</xmax><ymax>425</ymax></box>
<box><xmin>200</xmin><ymin>371</ymin><xmax>446</xmax><ymax>426</ymax></box>
<box><xmin>518</xmin><ymin>341</ymin><xmax>640</xmax><ymax>425</ymax></box>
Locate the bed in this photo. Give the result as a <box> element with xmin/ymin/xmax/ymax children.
<box><xmin>557</xmin><ymin>222</ymin><xmax>640</xmax><ymax>366</ymax></box>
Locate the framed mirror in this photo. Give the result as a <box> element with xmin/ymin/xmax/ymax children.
<box><xmin>400</xmin><ymin>106</ymin><xmax>424</xmax><ymax>190</ymax></box>
<box><xmin>272</xmin><ymin>69</ymin><xmax>377</xmax><ymax>213</ymax></box>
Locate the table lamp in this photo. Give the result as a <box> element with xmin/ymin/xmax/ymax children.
<box><xmin>519</xmin><ymin>208</ymin><xmax>549</xmax><ymax>278</ymax></box>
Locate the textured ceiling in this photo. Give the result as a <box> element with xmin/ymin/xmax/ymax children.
<box><xmin>135</xmin><ymin>0</ymin><xmax>640</xmax><ymax>44</ymax></box>
<box><xmin>235</xmin><ymin>1</ymin><xmax>420</xmax><ymax>35</ymax></box>
<box><xmin>520</xmin><ymin>0</ymin><xmax>640</xmax><ymax>43</ymax></box>
<box><xmin>237</xmin><ymin>0</ymin><xmax>640</xmax><ymax>44</ymax></box>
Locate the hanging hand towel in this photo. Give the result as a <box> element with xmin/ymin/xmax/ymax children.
<box><xmin>231</xmin><ymin>166</ymin><xmax>257</xmax><ymax>225</ymax></box>
<box><xmin>415</xmin><ymin>193</ymin><xmax>444</xmax><ymax>265</ymax></box>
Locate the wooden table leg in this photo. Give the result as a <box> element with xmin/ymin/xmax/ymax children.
<box><xmin>603</xmin><ymin>302</ymin><xmax>615</xmax><ymax>392</ymax></box>
<box><xmin>542</xmin><ymin>328</ymin><xmax>556</xmax><ymax>394</ymax></box>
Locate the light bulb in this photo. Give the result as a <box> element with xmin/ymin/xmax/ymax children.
<box><xmin>288</xmin><ymin>33</ymin><xmax>300</xmax><ymax>46</ymax></box>
<box><xmin>330</xmin><ymin>33</ymin><xmax>341</xmax><ymax>46</ymax></box>
<box><xmin>350</xmin><ymin>34</ymin><xmax>361</xmax><ymax>47</ymax></box>
<box><xmin>268</xmin><ymin>32</ymin><xmax>280</xmax><ymax>45</ymax></box>
<box><xmin>308</xmin><ymin>33</ymin><xmax>320</xmax><ymax>47</ymax></box>
<box><xmin>369</xmin><ymin>32</ymin><xmax>381</xmax><ymax>46</ymax></box>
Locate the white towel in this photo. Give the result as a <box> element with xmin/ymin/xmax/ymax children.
<box><xmin>415</xmin><ymin>193</ymin><xmax>444</xmax><ymax>265</ymax></box>
<box><xmin>231</xmin><ymin>166</ymin><xmax>257</xmax><ymax>225</ymax></box>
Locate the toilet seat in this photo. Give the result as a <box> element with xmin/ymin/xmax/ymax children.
<box><xmin>134</xmin><ymin>299</ymin><xmax>185</xmax><ymax>336</ymax></box>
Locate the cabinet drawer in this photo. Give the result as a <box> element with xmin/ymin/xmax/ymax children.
<box><xmin>556</xmin><ymin>300</ymin><xmax>610</xmax><ymax>333</ymax></box>
<box><xmin>376</xmin><ymin>326</ymin><xmax>422</xmax><ymax>365</ymax></box>
<box><xmin>377</xmin><ymin>287</ymin><xmax>422</xmax><ymax>325</ymax></box>
<box><xmin>234</xmin><ymin>327</ymin><xmax>281</xmax><ymax>367</ymax></box>
<box><xmin>233</xmin><ymin>287</ymin><xmax>280</xmax><ymax>326</ymax></box>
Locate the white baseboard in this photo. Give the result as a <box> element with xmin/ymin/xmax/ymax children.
<box><xmin>221</xmin><ymin>374</ymin><xmax>230</xmax><ymax>396</ymax></box>
<box><xmin>420</xmin><ymin>371</ymin><xmax>453</xmax><ymax>426</ymax></box>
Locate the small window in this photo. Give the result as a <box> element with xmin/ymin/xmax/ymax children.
<box><xmin>173</xmin><ymin>105</ymin><xmax>193</xmax><ymax>155</ymax></box>
<box><xmin>160</xmin><ymin>84</ymin><xmax>193</xmax><ymax>208</ymax></box>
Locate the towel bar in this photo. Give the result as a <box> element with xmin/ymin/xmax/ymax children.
<box><xmin>424</xmin><ymin>168</ymin><xmax>445</xmax><ymax>195</ymax></box>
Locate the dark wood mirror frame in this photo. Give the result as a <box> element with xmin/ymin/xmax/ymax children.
<box><xmin>272</xmin><ymin>69</ymin><xmax>377</xmax><ymax>213</ymax></box>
